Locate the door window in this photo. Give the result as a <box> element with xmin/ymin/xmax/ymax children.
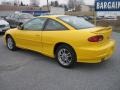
<box><xmin>23</xmin><ymin>18</ymin><xmax>47</xmax><ymax>30</ymax></box>
<box><xmin>44</xmin><ymin>19</ymin><xmax>68</xmax><ymax>31</ymax></box>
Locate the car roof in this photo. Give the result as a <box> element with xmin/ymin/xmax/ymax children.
<box><xmin>15</xmin><ymin>13</ymin><xmax>32</xmax><ymax>16</ymax></box>
<box><xmin>39</xmin><ymin>15</ymin><xmax>67</xmax><ymax>18</ymax></box>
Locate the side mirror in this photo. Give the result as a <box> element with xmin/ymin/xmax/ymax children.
<box><xmin>17</xmin><ymin>22</ymin><xmax>23</xmax><ymax>30</ymax></box>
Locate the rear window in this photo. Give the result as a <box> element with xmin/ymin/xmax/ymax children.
<box><xmin>58</xmin><ymin>16</ymin><xmax>95</xmax><ymax>29</ymax></box>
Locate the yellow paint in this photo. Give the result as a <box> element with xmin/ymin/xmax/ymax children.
<box><xmin>4</xmin><ymin>15</ymin><xmax>115</xmax><ymax>63</ymax></box>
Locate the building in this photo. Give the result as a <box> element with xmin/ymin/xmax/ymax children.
<box><xmin>80</xmin><ymin>5</ymin><xmax>91</xmax><ymax>12</ymax></box>
<box><xmin>30</xmin><ymin>0</ymin><xmax>39</xmax><ymax>6</ymax></box>
<box><xmin>42</xmin><ymin>6</ymin><xmax>65</xmax><ymax>15</ymax></box>
<box><xmin>50</xmin><ymin>6</ymin><xmax>65</xmax><ymax>15</ymax></box>
<box><xmin>65</xmin><ymin>4</ymin><xmax>94</xmax><ymax>16</ymax></box>
<box><xmin>0</xmin><ymin>5</ymin><xmax>41</xmax><ymax>17</ymax></box>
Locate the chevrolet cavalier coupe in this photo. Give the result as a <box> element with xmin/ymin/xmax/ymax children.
<box><xmin>4</xmin><ymin>15</ymin><xmax>115</xmax><ymax>68</ymax></box>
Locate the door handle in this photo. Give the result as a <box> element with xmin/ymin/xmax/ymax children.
<box><xmin>35</xmin><ymin>35</ymin><xmax>40</xmax><ymax>36</ymax></box>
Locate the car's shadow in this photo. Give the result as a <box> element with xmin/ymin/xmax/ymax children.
<box><xmin>17</xmin><ymin>48</ymin><xmax>57</xmax><ymax>64</ymax></box>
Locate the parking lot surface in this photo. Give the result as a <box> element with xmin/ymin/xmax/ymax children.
<box><xmin>0</xmin><ymin>32</ymin><xmax>120</xmax><ymax>90</ymax></box>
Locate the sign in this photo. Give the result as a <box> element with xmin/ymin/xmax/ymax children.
<box><xmin>21</xmin><ymin>10</ymin><xmax>50</xmax><ymax>16</ymax></box>
<box><xmin>95</xmin><ymin>0</ymin><xmax>120</xmax><ymax>11</ymax></box>
<box><xmin>97</xmin><ymin>11</ymin><xmax>120</xmax><ymax>16</ymax></box>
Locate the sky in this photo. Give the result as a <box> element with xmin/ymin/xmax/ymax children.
<box><xmin>0</xmin><ymin>0</ymin><xmax>95</xmax><ymax>6</ymax></box>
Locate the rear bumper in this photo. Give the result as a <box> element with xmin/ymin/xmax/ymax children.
<box><xmin>75</xmin><ymin>40</ymin><xmax>115</xmax><ymax>63</ymax></box>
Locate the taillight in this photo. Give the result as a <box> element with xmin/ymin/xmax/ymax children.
<box><xmin>88</xmin><ymin>35</ymin><xmax>103</xmax><ymax>42</ymax></box>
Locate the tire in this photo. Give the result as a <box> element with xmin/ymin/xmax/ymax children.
<box><xmin>55</xmin><ymin>45</ymin><xmax>76</xmax><ymax>68</ymax></box>
<box><xmin>0</xmin><ymin>32</ymin><xmax>5</xmax><ymax>35</ymax></box>
<box><xmin>6</xmin><ymin>35</ymin><xmax>16</xmax><ymax>51</ymax></box>
<box><xmin>0</xmin><ymin>32</ymin><xmax>4</xmax><ymax>35</ymax></box>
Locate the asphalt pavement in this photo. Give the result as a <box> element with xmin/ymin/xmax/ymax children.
<box><xmin>0</xmin><ymin>32</ymin><xmax>120</xmax><ymax>90</ymax></box>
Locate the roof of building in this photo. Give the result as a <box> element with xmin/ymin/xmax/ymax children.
<box><xmin>0</xmin><ymin>5</ymin><xmax>41</xmax><ymax>11</ymax></box>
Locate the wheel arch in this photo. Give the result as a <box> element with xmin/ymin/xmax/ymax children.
<box><xmin>5</xmin><ymin>34</ymin><xmax>15</xmax><ymax>44</ymax></box>
<box><xmin>54</xmin><ymin>42</ymin><xmax>77</xmax><ymax>58</ymax></box>
<box><xmin>6</xmin><ymin>34</ymin><xmax>12</xmax><ymax>41</ymax></box>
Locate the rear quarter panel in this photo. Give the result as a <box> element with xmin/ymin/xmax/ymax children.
<box><xmin>41</xmin><ymin>30</ymin><xmax>92</xmax><ymax>57</ymax></box>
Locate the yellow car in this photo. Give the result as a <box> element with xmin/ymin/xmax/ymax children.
<box><xmin>4</xmin><ymin>15</ymin><xmax>115</xmax><ymax>68</ymax></box>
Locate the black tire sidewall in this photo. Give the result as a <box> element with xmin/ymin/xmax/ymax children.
<box><xmin>55</xmin><ymin>45</ymin><xmax>76</xmax><ymax>68</ymax></box>
<box><xmin>6</xmin><ymin>36</ymin><xmax>16</xmax><ymax>51</ymax></box>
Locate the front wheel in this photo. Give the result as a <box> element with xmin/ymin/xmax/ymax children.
<box><xmin>6</xmin><ymin>36</ymin><xmax>16</xmax><ymax>51</ymax></box>
<box><xmin>55</xmin><ymin>45</ymin><xmax>76</xmax><ymax>68</ymax></box>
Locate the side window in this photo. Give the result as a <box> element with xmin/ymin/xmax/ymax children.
<box><xmin>23</xmin><ymin>18</ymin><xmax>47</xmax><ymax>31</ymax></box>
<box><xmin>44</xmin><ymin>19</ymin><xmax>68</xmax><ymax>31</ymax></box>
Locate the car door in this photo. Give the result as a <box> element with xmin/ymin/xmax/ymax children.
<box><xmin>42</xmin><ymin>19</ymin><xmax>69</xmax><ymax>57</ymax></box>
<box><xmin>14</xmin><ymin>18</ymin><xmax>47</xmax><ymax>52</ymax></box>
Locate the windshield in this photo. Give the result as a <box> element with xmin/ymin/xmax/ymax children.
<box><xmin>58</xmin><ymin>16</ymin><xmax>95</xmax><ymax>29</ymax></box>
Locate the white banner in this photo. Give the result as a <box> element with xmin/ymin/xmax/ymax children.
<box><xmin>97</xmin><ymin>11</ymin><xmax>120</xmax><ymax>16</ymax></box>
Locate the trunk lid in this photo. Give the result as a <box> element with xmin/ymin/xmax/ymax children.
<box><xmin>76</xmin><ymin>26</ymin><xmax>112</xmax><ymax>47</ymax></box>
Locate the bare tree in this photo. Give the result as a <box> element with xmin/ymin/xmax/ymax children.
<box><xmin>54</xmin><ymin>1</ymin><xmax>59</xmax><ymax>7</ymax></box>
<box><xmin>30</xmin><ymin>0</ymin><xmax>40</xmax><ymax>6</ymax></box>
<box><xmin>20</xmin><ymin>1</ymin><xmax>24</xmax><ymax>6</ymax></box>
<box><xmin>47</xmin><ymin>0</ymin><xmax>50</xmax><ymax>12</ymax></box>
<box><xmin>68</xmin><ymin>0</ymin><xmax>75</xmax><ymax>9</ymax></box>
<box><xmin>14</xmin><ymin>0</ymin><xmax>20</xmax><ymax>6</ymax></box>
<box><xmin>68</xmin><ymin>0</ymin><xmax>84</xmax><ymax>11</ymax></box>
<box><xmin>50</xmin><ymin>1</ymin><xmax>59</xmax><ymax>7</ymax></box>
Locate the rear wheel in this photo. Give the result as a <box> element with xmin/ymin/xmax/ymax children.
<box><xmin>55</xmin><ymin>45</ymin><xmax>76</xmax><ymax>68</ymax></box>
<box><xmin>6</xmin><ymin>36</ymin><xmax>16</xmax><ymax>51</ymax></box>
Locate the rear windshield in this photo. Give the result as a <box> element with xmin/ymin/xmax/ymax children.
<box><xmin>58</xmin><ymin>16</ymin><xmax>95</xmax><ymax>29</ymax></box>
